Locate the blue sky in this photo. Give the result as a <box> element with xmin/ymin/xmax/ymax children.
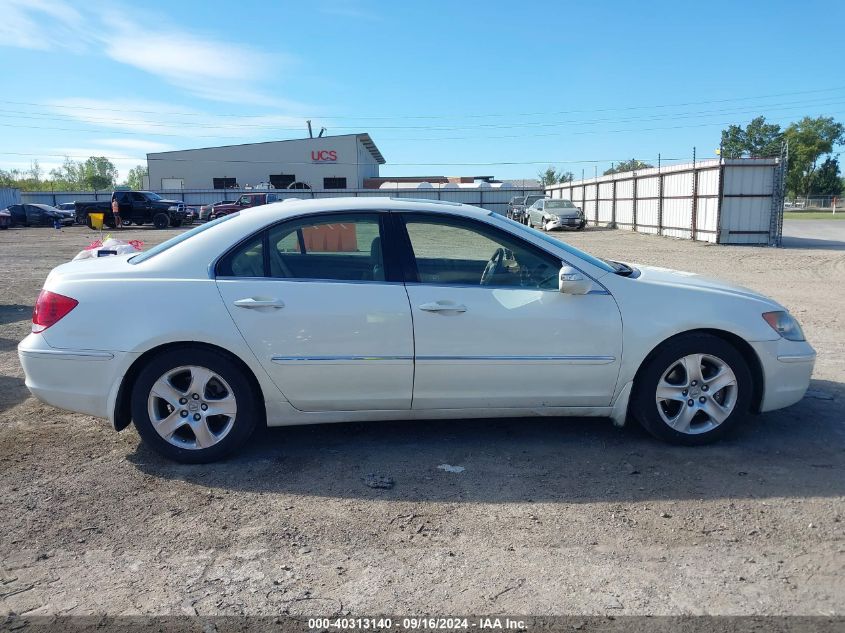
<box><xmin>1</xmin><ymin>0</ymin><xmax>844</xmax><ymax>182</ymax></box>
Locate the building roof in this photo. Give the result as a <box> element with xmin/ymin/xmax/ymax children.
<box><xmin>147</xmin><ymin>133</ymin><xmax>386</xmax><ymax>165</ymax></box>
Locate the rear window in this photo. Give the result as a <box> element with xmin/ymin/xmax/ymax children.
<box><xmin>129</xmin><ymin>213</ymin><xmax>238</xmax><ymax>264</ymax></box>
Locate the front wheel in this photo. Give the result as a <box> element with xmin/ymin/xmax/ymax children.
<box><xmin>152</xmin><ymin>213</ymin><xmax>170</xmax><ymax>229</ymax></box>
<box><xmin>631</xmin><ymin>334</ymin><xmax>753</xmax><ymax>445</ymax></box>
<box><xmin>131</xmin><ymin>348</ymin><xmax>259</xmax><ymax>463</ymax></box>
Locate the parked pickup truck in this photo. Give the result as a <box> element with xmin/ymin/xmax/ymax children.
<box><xmin>75</xmin><ymin>191</ymin><xmax>188</xmax><ymax>229</ymax></box>
<box><xmin>209</xmin><ymin>192</ymin><xmax>282</xmax><ymax>220</ymax></box>
<box><xmin>507</xmin><ymin>193</ymin><xmax>546</xmax><ymax>224</ymax></box>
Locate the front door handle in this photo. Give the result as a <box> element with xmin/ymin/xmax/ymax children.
<box><xmin>233</xmin><ymin>297</ymin><xmax>285</xmax><ymax>309</ymax></box>
<box><xmin>418</xmin><ymin>301</ymin><xmax>467</xmax><ymax>313</ymax></box>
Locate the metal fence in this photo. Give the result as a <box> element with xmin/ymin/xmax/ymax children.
<box><xmin>786</xmin><ymin>196</ymin><xmax>843</xmax><ymax>211</ymax></box>
<box><xmin>20</xmin><ymin>186</ymin><xmax>544</xmax><ymax>217</ymax></box>
<box><xmin>0</xmin><ymin>187</ymin><xmax>21</xmax><ymax>209</ymax></box>
<box><xmin>545</xmin><ymin>157</ymin><xmax>786</xmax><ymax>246</ymax></box>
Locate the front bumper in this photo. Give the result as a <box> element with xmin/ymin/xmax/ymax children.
<box><xmin>750</xmin><ymin>338</ymin><xmax>816</xmax><ymax>412</ymax></box>
<box><xmin>545</xmin><ymin>217</ymin><xmax>584</xmax><ymax>230</ymax></box>
<box><xmin>18</xmin><ymin>333</ymin><xmax>132</xmax><ymax>420</ymax></box>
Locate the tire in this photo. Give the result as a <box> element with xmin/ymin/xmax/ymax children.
<box><xmin>131</xmin><ymin>347</ymin><xmax>259</xmax><ymax>463</ymax></box>
<box><xmin>171</xmin><ymin>219</ymin><xmax>183</xmax><ymax>228</ymax></box>
<box><xmin>0</xmin><ymin>225</ymin><xmax>7</xmax><ymax>230</ymax></box>
<box><xmin>121</xmin><ymin>218</ymin><xmax>132</xmax><ymax>227</ymax></box>
<box><xmin>577</xmin><ymin>223</ymin><xmax>585</xmax><ymax>231</ymax></box>
<box><xmin>631</xmin><ymin>333</ymin><xmax>753</xmax><ymax>445</ymax></box>
<box><xmin>153</xmin><ymin>213</ymin><xmax>170</xmax><ymax>229</ymax></box>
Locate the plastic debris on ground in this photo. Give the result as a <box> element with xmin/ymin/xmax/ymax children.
<box><xmin>73</xmin><ymin>236</ymin><xmax>145</xmax><ymax>261</ymax></box>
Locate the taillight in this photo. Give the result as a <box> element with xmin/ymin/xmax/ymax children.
<box><xmin>32</xmin><ymin>290</ymin><xmax>78</xmax><ymax>333</ymax></box>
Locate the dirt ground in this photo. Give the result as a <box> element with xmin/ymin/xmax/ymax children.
<box><xmin>0</xmin><ymin>222</ymin><xmax>842</xmax><ymax>618</ymax></box>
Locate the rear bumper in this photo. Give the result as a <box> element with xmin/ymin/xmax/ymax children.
<box><xmin>18</xmin><ymin>333</ymin><xmax>130</xmax><ymax>420</ymax></box>
<box><xmin>750</xmin><ymin>338</ymin><xmax>816</xmax><ymax>412</ymax></box>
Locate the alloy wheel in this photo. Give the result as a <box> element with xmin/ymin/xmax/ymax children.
<box><xmin>147</xmin><ymin>365</ymin><xmax>237</xmax><ymax>450</ymax></box>
<box><xmin>655</xmin><ymin>353</ymin><xmax>738</xmax><ymax>434</ymax></box>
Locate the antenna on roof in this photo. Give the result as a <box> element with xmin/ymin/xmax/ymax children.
<box><xmin>318</xmin><ymin>127</ymin><xmax>326</xmax><ymax>138</ymax></box>
<box><xmin>306</xmin><ymin>120</ymin><xmax>313</xmax><ymax>138</ymax></box>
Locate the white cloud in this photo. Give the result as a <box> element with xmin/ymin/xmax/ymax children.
<box><xmin>47</xmin><ymin>98</ymin><xmax>309</xmax><ymax>141</ymax></box>
<box><xmin>0</xmin><ymin>0</ymin><xmax>88</xmax><ymax>51</ymax></box>
<box><xmin>0</xmin><ymin>1</ymin><xmax>303</xmax><ymax>107</ymax></box>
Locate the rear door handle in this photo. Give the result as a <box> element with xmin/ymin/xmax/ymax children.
<box><xmin>233</xmin><ymin>297</ymin><xmax>285</xmax><ymax>309</ymax></box>
<box><xmin>418</xmin><ymin>301</ymin><xmax>467</xmax><ymax>313</ymax></box>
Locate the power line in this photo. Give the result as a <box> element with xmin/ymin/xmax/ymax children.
<box><xmin>0</xmin><ymin>151</ymin><xmax>689</xmax><ymax>167</ymax></box>
<box><xmin>1</xmin><ymin>95</ymin><xmax>844</xmax><ymax>132</ymax></box>
<box><xmin>1</xmin><ymin>85</ymin><xmax>843</xmax><ymax>122</ymax></box>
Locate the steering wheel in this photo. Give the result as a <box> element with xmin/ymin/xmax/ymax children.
<box><xmin>480</xmin><ymin>247</ymin><xmax>507</xmax><ymax>286</ymax></box>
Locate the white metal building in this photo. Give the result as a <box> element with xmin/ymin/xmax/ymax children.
<box><xmin>146</xmin><ymin>133</ymin><xmax>385</xmax><ymax>191</ymax></box>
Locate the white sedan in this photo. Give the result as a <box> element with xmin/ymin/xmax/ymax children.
<box><xmin>18</xmin><ymin>198</ymin><xmax>815</xmax><ymax>463</ymax></box>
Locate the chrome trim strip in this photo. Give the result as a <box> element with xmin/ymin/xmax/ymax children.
<box><xmin>271</xmin><ymin>354</ymin><xmax>616</xmax><ymax>364</ymax></box>
<box><xmin>18</xmin><ymin>349</ymin><xmax>115</xmax><ymax>361</ymax></box>
<box><xmin>777</xmin><ymin>353</ymin><xmax>816</xmax><ymax>363</ymax></box>
<box><xmin>419</xmin><ymin>355</ymin><xmax>616</xmax><ymax>364</ymax></box>
<box><xmin>272</xmin><ymin>355</ymin><xmax>412</xmax><ymax>363</ymax></box>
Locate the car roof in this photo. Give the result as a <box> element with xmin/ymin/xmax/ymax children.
<box><xmin>244</xmin><ymin>196</ymin><xmax>492</xmax><ymax>222</ymax></box>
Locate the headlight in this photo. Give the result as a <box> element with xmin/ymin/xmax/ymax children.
<box><xmin>762</xmin><ymin>311</ymin><xmax>805</xmax><ymax>341</ymax></box>
<box><xmin>547</xmin><ymin>214</ymin><xmax>559</xmax><ymax>221</ymax></box>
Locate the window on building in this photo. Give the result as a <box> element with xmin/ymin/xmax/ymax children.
<box><xmin>269</xmin><ymin>174</ymin><xmax>296</xmax><ymax>189</ymax></box>
<box><xmin>323</xmin><ymin>177</ymin><xmax>347</xmax><ymax>190</ymax></box>
<box><xmin>213</xmin><ymin>177</ymin><xmax>238</xmax><ymax>189</ymax></box>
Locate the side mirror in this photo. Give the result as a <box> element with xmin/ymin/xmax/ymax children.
<box><xmin>559</xmin><ymin>265</ymin><xmax>592</xmax><ymax>295</ymax></box>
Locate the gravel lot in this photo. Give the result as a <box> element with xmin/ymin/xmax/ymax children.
<box><xmin>0</xmin><ymin>222</ymin><xmax>843</xmax><ymax>617</ymax></box>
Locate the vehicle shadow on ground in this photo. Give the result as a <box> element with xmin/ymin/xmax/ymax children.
<box><xmin>128</xmin><ymin>379</ymin><xmax>845</xmax><ymax>503</ymax></box>
<box><xmin>0</xmin><ymin>375</ymin><xmax>28</xmax><ymax>414</ymax></box>
<box><xmin>781</xmin><ymin>237</ymin><xmax>845</xmax><ymax>250</ymax></box>
<box><xmin>0</xmin><ymin>305</ymin><xmax>32</xmax><ymax>326</ymax></box>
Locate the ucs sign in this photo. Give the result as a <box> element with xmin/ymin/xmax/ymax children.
<box><xmin>311</xmin><ymin>150</ymin><xmax>337</xmax><ymax>162</ymax></box>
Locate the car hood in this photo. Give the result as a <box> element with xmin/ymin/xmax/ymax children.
<box><xmin>547</xmin><ymin>210</ymin><xmax>581</xmax><ymax>218</ymax></box>
<box><xmin>633</xmin><ymin>265</ymin><xmax>783</xmax><ymax>308</ymax></box>
<box><xmin>158</xmin><ymin>199</ymin><xmax>182</xmax><ymax>205</ymax></box>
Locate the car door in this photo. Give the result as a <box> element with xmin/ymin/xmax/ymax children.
<box><xmin>215</xmin><ymin>211</ymin><xmax>414</xmax><ymax>412</ymax></box>
<box><xmin>398</xmin><ymin>212</ymin><xmax>622</xmax><ymax>409</ymax></box>
<box><xmin>24</xmin><ymin>205</ymin><xmax>45</xmax><ymax>225</ymax></box>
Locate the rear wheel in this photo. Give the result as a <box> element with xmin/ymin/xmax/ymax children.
<box><xmin>152</xmin><ymin>213</ymin><xmax>170</xmax><ymax>229</ymax></box>
<box><xmin>131</xmin><ymin>348</ymin><xmax>258</xmax><ymax>463</ymax></box>
<box><xmin>631</xmin><ymin>333</ymin><xmax>752</xmax><ymax>445</ymax></box>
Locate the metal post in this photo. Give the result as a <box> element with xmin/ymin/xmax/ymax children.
<box><xmin>691</xmin><ymin>147</ymin><xmax>698</xmax><ymax>240</ymax></box>
<box><xmin>632</xmin><ymin>173</ymin><xmax>638</xmax><ymax>232</ymax></box>
<box><xmin>716</xmin><ymin>156</ymin><xmax>726</xmax><ymax>244</ymax></box>
<box><xmin>611</xmin><ymin>178</ymin><xmax>617</xmax><ymax>227</ymax></box>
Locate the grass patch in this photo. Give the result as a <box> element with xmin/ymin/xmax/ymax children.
<box><xmin>783</xmin><ymin>212</ymin><xmax>845</xmax><ymax>220</ymax></box>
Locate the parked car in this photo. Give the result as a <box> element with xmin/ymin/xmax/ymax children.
<box><xmin>18</xmin><ymin>197</ymin><xmax>815</xmax><ymax>463</ymax></box>
<box><xmin>3</xmin><ymin>204</ymin><xmax>74</xmax><ymax>227</ymax></box>
<box><xmin>209</xmin><ymin>193</ymin><xmax>282</xmax><ymax>220</ymax></box>
<box><xmin>183</xmin><ymin>207</ymin><xmax>198</xmax><ymax>225</ymax></box>
<box><xmin>526</xmin><ymin>198</ymin><xmax>585</xmax><ymax>231</ymax></box>
<box><xmin>507</xmin><ymin>194</ymin><xmax>546</xmax><ymax>224</ymax></box>
<box><xmin>0</xmin><ymin>207</ymin><xmax>9</xmax><ymax>230</ymax></box>
<box><xmin>199</xmin><ymin>200</ymin><xmax>236</xmax><ymax>222</ymax></box>
<box><xmin>75</xmin><ymin>191</ymin><xmax>187</xmax><ymax>229</ymax></box>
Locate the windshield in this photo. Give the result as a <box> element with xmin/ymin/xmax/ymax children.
<box><xmin>129</xmin><ymin>213</ymin><xmax>238</xmax><ymax>264</ymax></box>
<box><xmin>525</xmin><ymin>195</ymin><xmax>545</xmax><ymax>205</ymax></box>
<box><xmin>497</xmin><ymin>216</ymin><xmax>615</xmax><ymax>274</ymax></box>
<box><xmin>546</xmin><ymin>200</ymin><xmax>576</xmax><ymax>209</ymax></box>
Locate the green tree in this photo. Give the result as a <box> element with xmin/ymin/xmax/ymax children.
<box><xmin>124</xmin><ymin>164</ymin><xmax>148</xmax><ymax>190</ymax></box>
<box><xmin>81</xmin><ymin>156</ymin><xmax>118</xmax><ymax>190</ymax></box>
<box><xmin>538</xmin><ymin>166</ymin><xmax>562</xmax><ymax>186</ymax></box>
<box><xmin>810</xmin><ymin>157</ymin><xmax>842</xmax><ymax>196</ymax></box>
<box><xmin>784</xmin><ymin>116</ymin><xmax>845</xmax><ymax>196</ymax></box>
<box><xmin>49</xmin><ymin>156</ymin><xmax>84</xmax><ymax>189</ymax></box>
<box><xmin>559</xmin><ymin>171</ymin><xmax>574</xmax><ymax>183</ymax></box>
<box><xmin>720</xmin><ymin>116</ymin><xmax>783</xmax><ymax>158</ymax></box>
<box><xmin>603</xmin><ymin>159</ymin><xmax>653</xmax><ymax>175</ymax></box>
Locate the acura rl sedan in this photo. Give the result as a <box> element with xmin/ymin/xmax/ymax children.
<box><xmin>18</xmin><ymin>198</ymin><xmax>815</xmax><ymax>463</ymax></box>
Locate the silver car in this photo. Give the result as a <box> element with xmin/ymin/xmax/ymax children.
<box><xmin>526</xmin><ymin>198</ymin><xmax>585</xmax><ymax>231</ymax></box>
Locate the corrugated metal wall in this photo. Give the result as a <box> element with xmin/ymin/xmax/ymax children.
<box><xmin>546</xmin><ymin>158</ymin><xmax>783</xmax><ymax>245</ymax></box>
<box><xmin>20</xmin><ymin>187</ymin><xmax>543</xmax><ymax>217</ymax></box>
<box><xmin>0</xmin><ymin>188</ymin><xmax>21</xmax><ymax>209</ymax></box>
